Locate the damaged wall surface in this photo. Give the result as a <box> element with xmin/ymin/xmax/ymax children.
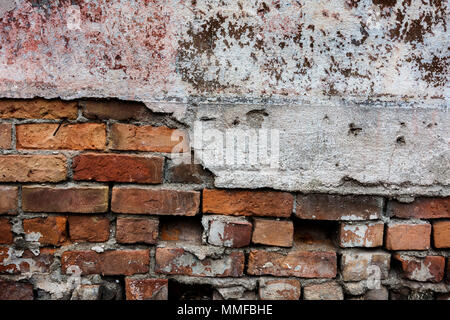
<box><xmin>0</xmin><ymin>0</ymin><xmax>449</xmax><ymax>301</ymax></box>
<box><xmin>0</xmin><ymin>0</ymin><xmax>448</xmax><ymax>195</ymax></box>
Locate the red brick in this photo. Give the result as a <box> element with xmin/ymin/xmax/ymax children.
<box><xmin>394</xmin><ymin>254</ymin><xmax>445</xmax><ymax>283</ymax></box>
<box><xmin>110</xmin><ymin>123</ymin><xmax>189</xmax><ymax>153</ymax></box>
<box><xmin>203</xmin><ymin>189</ymin><xmax>294</xmax><ymax>217</ymax></box>
<box><xmin>68</xmin><ymin>216</ymin><xmax>110</xmax><ymax>242</ymax></box>
<box><xmin>0</xmin><ymin>186</ymin><xmax>18</xmax><ymax>215</ymax></box>
<box><xmin>125</xmin><ymin>278</ymin><xmax>168</xmax><ymax>300</ymax></box>
<box><xmin>23</xmin><ymin>216</ymin><xmax>68</xmax><ymax>246</ymax></box>
<box><xmin>296</xmin><ymin>194</ymin><xmax>383</xmax><ymax>220</ymax></box>
<box><xmin>16</xmin><ymin>123</ymin><xmax>106</xmax><ymax>150</ymax></box>
<box><xmin>80</xmin><ymin>100</ymin><xmax>156</xmax><ymax>121</ymax></box>
<box><xmin>385</xmin><ymin>222</ymin><xmax>431</xmax><ymax>250</ymax></box>
<box><xmin>338</xmin><ymin>222</ymin><xmax>384</xmax><ymax>248</ymax></box>
<box><xmin>159</xmin><ymin>218</ymin><xmax>203</xmax><ymax>243</ymax></box>
<box><xmin>303</xmin><ymin>282</ymin><xmax>344</xmax><ymax>300</ymax></box>
<box><xmin>73</xmin><ymin>153</ymin><xmax>163</xmax><ymax>183</ymax></box>
<box><xmin>111</xmin><ymin>187</ymin><xmax>200</xmax><ymax>216</ymax></box>
<box><xmin>388</xmin><ymin>197</ymin><xmax>449</xmax><ymax>219</ymax></box>
<box><xmin>252</xmin><ymin>219</ymin><xmax>293</xmax><ymax>247</ymax></box>
<box><xmin>167</xmin><ymin>162</ymin><xmax>212</xmax><ymax>184</ymax></box>
<box><xmin>247</xmin><ymin>249</ymin><xmax>337</xmax><ymax>278</ymax></box>
<box><xmin>433</xmin><ymin>220</ymin><xmax>450</xmax><ymax>248</ymax></box>
<box><xmin>0</xmin><ymin>280</ymin><xmax>34</xmax><ymax>300</ymax></box>
<box><xmin>204</xmin><ymin>216</ymin><xmax>252</xmax><ymax>248</ymax></box>
<box><xmin>0</xmin><ymin>218</ymin><xmax>13</xmax><ymax>244</ymax></box>
<box><xmin>341</xmin><ymin>251</ymin><xmax>391</xmax><ymax>281</ymax></box>
<box><xmin>61</xmin><ymin>250</ymin><xmax>149</xmax><ymax>276</ymax></box>
<box><xmin>22</xmin><ymin>186</ymin><xmax>108</xmax><ymax>213</ymax></box>
<box><xmin>0</xmin><ymin>99</ymin><xmax>78</xmax><ymax>119</ymax></box>
<box><xmin>116</xmin><ymin>217</ymin><xmax>158</xmax><ymax>244</ymax></box>
<box><xmin>259</xmin><ymin>279</ymin><xmax>301</xmax><ymax>300</ymax></box>
<box><xmin>0</xmin><ymin>123</ymin><xmax>12</xmax><ymax>149</ymax></box>
<box><xmin>0</xmin><ymin>247</ymin><xmax>17</xmax><ymax>274</ymax></box>
<box><xmin>0</xmin><ymin>155</ymin><xmax>67</xmax><ymax>182</ymax></box>
<box><xmin>155</xmin><ymin>248</ymin><xmax>244</xmax><ymax>277</ymax></box>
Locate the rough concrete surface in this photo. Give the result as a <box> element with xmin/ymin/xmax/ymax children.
<box><xmin>0</xmin><ymin>0</ymin><xmax>448</xmax><ymax>195</ymax></box>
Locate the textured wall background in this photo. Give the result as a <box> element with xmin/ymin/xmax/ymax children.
<box><xmin>0</xmin><ymin>0</ymin><xmax>449</xmax><ymax>301</ymax></box>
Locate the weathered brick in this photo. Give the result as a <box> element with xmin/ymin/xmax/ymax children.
<box><xmin>61</xmin><ymin>250</ymin><xmax>149</xmax><ymax>276</ymax></box>
<box><xmin>80</xmin><ymin>100</ymin><xmax>156</xmax><ymax>121</ymax></box>
<box><xmin>23</xmin><ymin>216</ymin><xmax>68</xmax><ymax>246</ymax></box>
<box><xmin>0</xmin><ymin>99</ymin><xmax>78</xmax><ymax>119</ymax></box>
<box><xmin>110</xmin><ymin>123</ymin><xmax>189</xmax><ymax>153</ymax></box>
<box><xmin>22</xmin><ymin>186</ymin><xmax>108</xmax><ymax>213</ymax></box>
<box><xmin>0</xmin><ymin>123</ymin><xmax>12</xmax><ymax>149</ymax></box>
<box><xmin>341</xmin><ymin>251</ymin><xmax>391</xmax><ymax>281</ymax></box>
<box><xmin>111</xmin><ymin>187</ymin><xmax>200</xmax><ymax>216</ymax></box>
<box><xmin>394</xmin><ymin>254</ymin><xmax>445</xmax><ymax>283</ymax></box>
<box><xmin>433</xmin><ymin>220</ymin><xmax>450</xmax><ymax>248</ymax></box>
<box><xmin>0</xmin><ymin>247</ymin><xmax>54</xmax><ymax>274</ymax></box>
<box><xmin>447</xmin><ymin>258</ymin><xmax>450</xmax><ymax>282</ymax></box>
<box><xmin>16</xmin><ymin>123</ymin><xmax>106</xmax><ymax>150</ymax></box>
<box><xmin>338</xmin><ymin>221</ymin><xmax>384</xmax><ymax>248</ymax></box>
<box><xmin>364</xmin><ymin>287</ymin><xmax>389</xmax><ymax>300</ymax></box>
<box><xmin>252</xmin><ymin>219</ymin><xmax>293</xmax><ymax>247</ymax></box>
<box><xmin>0</xmin><ymin>155</ymin><xmax>67</xmax><ymax>182</ymax></box>
<box><xmin>167</xmin><ymin>162</ymin><xmax>213</xmax><ymax>184</ymax></box>
<box><xmin>0</xmin><ymin>218</ymin><xmax>13</xmax><ymax>244</ymax></box>
<box><xmin>296</xmin><ymin>194</ymin><xmax>383</xmax><ymax>220</ymax></box>
<box><xmin>385</xmin><ymin>222</ymin><xmax>431</xmax><ymax>250</ymax></box>
<box><xmin>68</xmin><ymin>216</ymin><xmax>110</xmax><ymax>243</ymax></box>
<box><xmin>0</xmin><ymin>186</ymin><xmax>18</xmax><ymax>215</ymax></box>
<box><xmin>388</xmin><ymin>197</ymin><xmax>450</xmax><ymax>219</ymax></box>
<box><xmin>203</xmin><ymin>216</ymin><xmax>252</xmax><ymax>248</ymax></box>
<box><xmin>125</xmin><ymin>278</ymin><xmax>168</xmax><ymax>300</ymax></box>
<box><xmin>159</xmin><ymin>217</ymin><xmax>203</xmax><ymax>243</ymax></box>
<box><xmin>73</xmin><ymin>153</ymin><xmax>163</xmax><ymax>183</ymax></box>
<box><xmin>303</xmin><ymin>282</ymin><xmax>344</xmax><ymax>300</ymax></box>
<box><xmin>247</xmin><ymin>250</ymin><xmax>337</xmax><ymax>278</ymax></box>
<box><xmin>259</xmin><ymin>279</ymin><xmax>301</xmax><ymax>300</ymax></box>
<box><xmin>0</xmin><ymin>280</ymin><xmax>34</xmax><ymax>300</ymax></box>
<box><xmin>203</xmin><ymin>189</ymin><xmax>294</xmax><ymax>217</ymax></box>
<box><xmin>155</xmin><ymin>248</ymin><xmax>244</xmax><ymax>277</ymax></box>
<box><xmin>116</xmin><ymin>217</ymin><xmax>158</xmax><ymax>244</ymax></box>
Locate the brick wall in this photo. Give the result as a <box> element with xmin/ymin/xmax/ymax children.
<box><xmin>0</xmin><ymin>99</ymin><xmax>449</xmax><ymax>300</ymax></box>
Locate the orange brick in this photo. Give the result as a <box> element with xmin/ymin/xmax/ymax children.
<box><xmin>110</xmin><ymin>123</ymin><xmax>189</xmax><ymax>153</ymax></box>
<box><xmin>0</xmin><ymin>218</ymin><xmax>13</xmax><ymax>244</ymax></box>
<box><xmin>386</xmin><ymin>222</ymin><xmax>431</xmax><ymax>250</ymax></box>
<box><xmin>125</xmin><ymin>278</ymin><xmax>168</xmax><ymax>300</ymax></box>
<box><xmin>23</xmin><ymin>216</ymin><xmax>68</xmax><ymax>246</ymax></box>
<box><xmin>111</xmin><ymin>187</ymin><xmax>200</xmax><ymax>216</ymax></box>
<box><xmin>252</xmin><ymin>219</ymin><xmax>293</xmax><ymax>247</ymax></box>
<box><xmin>0</xmin><ymin>99</ymin><xmax>78</xmax><ymax>119</ymax></box>
<box><xmin>73</xmin><ymin>153</ymin><xmax>163</xmax><ymax>183</ymax></box>
<box><xmin>0</xmin><ymin>186</ymin><xmax>18</xmax><ymax>215</ymax></box>
<box><xmin>394</xmin><ymin>254</ymin><xmax>445</xmax><ymax>282</ymax></box>
<box><xmin>61</xmin><ymin>250</ymin><xmax>149</xmax><ymax>275</ymax></box>
<box><xmin>0</xmin><ymin>123</ymin><xmax>12</xmax><ymax>149</ymax></box>
<box><xmin>433</xmin><ymin>220</ymin><xmax>450</xmax><ymax>248</ymax></box>
<box><xmin>0</xmin><ymin>155</ymin><xmax>66</xmax><ymax>182</ymax></box>
<box><xmin>16</xmin><ymin>123</ymin><xmax>106</xmax><ymax>150</ymax></box>
<box><xmin>22</xmin><ymin>186</ymin><xmax>108</xmax><ymax>213</ymax></box>
<box><xmin>338</xmin><ymin>222</ymin><xmax>384</xmax><ymax>248</ymax></box>
<box><xmin>388</xmin><ymin>197</ymin><xmax>449</xmax><ymax>219</ymax></box>
<box><xmin>203</xmin><ymin>189</ymin><xmax>294</xmax><ymax>217</ymax></box>
<box><xmin>68</xmin><ymin>216</ymin><xmax>110</xmax><ymax>243</ymax></box>
<box><xmin>116</xmin><ymin>217</ymin><xmax>158</xmax><ymax>244</ymax></box>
